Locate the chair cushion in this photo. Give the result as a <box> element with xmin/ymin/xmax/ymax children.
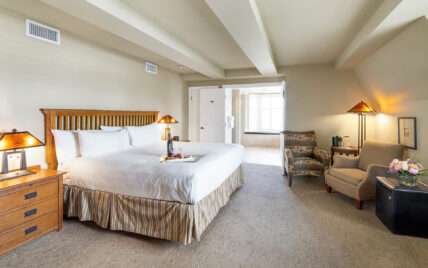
<box><xmin>358</xmin><ymin>140</ymin><xmax>404</xmax><ymax>171</ymax></box>
<box><xmin>288</xmin><ymin>146</ymin><xmax>314</xmax><ymax>157</ymax></box>
<box><xmin>283</xmin><ymin>131</ymin><xmax>317</xmax><ymax>147</ymax></box>
<box><xmin>328</xmin><ymin>168</ymin><xmax>366</xmax><ymax>186</ymax></box>
<box><xmin>294</xmin><ymin>157</ymin><xmax>324</xmax><ymax>172</ymax></box>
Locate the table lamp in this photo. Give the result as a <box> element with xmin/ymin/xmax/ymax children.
<box><xmin>347</xmin><ymin>101</ymin><xmax>376</xmax><ymax>152</ymax></box>
<box><xmin>157</xmin><ymin>115</ymin><xmax>178</xmax><ymax>139</ymax></box>
<box><xmin>0</xmin><ymin>129</ymin><xmax>44</xmax><ymax>181</ymax></box>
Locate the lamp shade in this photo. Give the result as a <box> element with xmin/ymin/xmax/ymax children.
<box><xmin>347</xmin><ymin>101</ymin><xmax>376</xmax><ymax>113</ymax></box>
<box><xmin>157</xmin><ymin>115</ymin><xmax>178</xmax><ymax>124</ymax></box>
<box><xmin>0</xmin><ymin>130</ymin><xmax>44</xmax><ymax>151</ymax></box>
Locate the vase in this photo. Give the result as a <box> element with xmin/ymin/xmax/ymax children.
<box><xmin>398</xmin><ymin>173</ymin><xmax>418</xmax><ymax>187</ymax></box>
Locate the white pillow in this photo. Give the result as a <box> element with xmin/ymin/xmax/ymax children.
<box><xmin>51</xmin><ymin>130</ymin><xmax>79</xmax><ymax>164</ymax></box>
<box><xmin>126</xmin><ymin>123</ymin><xmax>161</xmax><ymax>147</ymax></box>
<box><xmin>78</xmin><ymin>129</ymin><xmax>131</xmax><ymax>157</ymax></box>
<box><xmin>100</xmin><ymin>126</ymin><xmax>123</xmax><ymax>131</ymax></box>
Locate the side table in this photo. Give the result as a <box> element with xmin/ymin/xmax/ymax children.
<box><xmin>330</xmin><ymin>146</ymin><xmax>358</xmax><ymax>166</ymax></box>
<box><xmin>376</xmin><ymin>176</ymin><xmax>428</xmax><ymax>238</ymax></box>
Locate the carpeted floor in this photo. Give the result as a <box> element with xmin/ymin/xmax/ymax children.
<box><xmin>1</xmin><ymin>163</ymin><xmax>427</xmax><ymax>267</ymax></box>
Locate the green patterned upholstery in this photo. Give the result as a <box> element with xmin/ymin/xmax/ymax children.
<box><xmin>281</xmin><ymin>131</ymin><xmax>330</xmax><ymax>186</ymax></box>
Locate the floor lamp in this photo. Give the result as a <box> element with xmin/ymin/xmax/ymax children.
<box><xmin>347</xmin><ymin>101</ymin><xmax>376</xmax><ymax>153</ymax></box>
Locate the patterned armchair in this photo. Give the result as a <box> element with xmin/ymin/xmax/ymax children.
<box><xmin>280</xmin><ymin>131</ymin><xmax>330</xmax><ymax>187</ymax></box>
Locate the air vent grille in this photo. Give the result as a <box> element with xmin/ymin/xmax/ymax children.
<box><xmin>145</xmin><ymin>62</ymin><xmax>158</xmax><ymax>74</ymax></box>
<box><xmin>26</xmin><ymin>19</ymin><xmax>60</xmax><ymax>45</ymax></box>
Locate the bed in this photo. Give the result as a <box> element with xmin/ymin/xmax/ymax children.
<box><xmin>40</xmin><ymin>109</ymin><xmax>244</xmax><ymax>245</ymax></box>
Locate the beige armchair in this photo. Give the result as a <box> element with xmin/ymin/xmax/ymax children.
<box><xmin>325</xmin><ymin>140</ymin><xmax>404</xmax><ymax>209</ymax></box>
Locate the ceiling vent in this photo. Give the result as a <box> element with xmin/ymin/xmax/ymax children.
<box><xmin>145</xmin><ymin>62</ymin><xmax>158</xmax><ymax>74</ymax></box>
<box><xmin>26</xmin><ymin>19</ymin><xmax>60</xmax><ymax>45</ymax></box>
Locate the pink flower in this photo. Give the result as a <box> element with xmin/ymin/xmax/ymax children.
<box><xmin>410</xmin><ymin>164</ymin><xmax>419</xmax><ymax>170</ymax></box>
<box><xmin>389</xmin><ymin>163</ymin><xmax>396</xmax><ymax>173</ymax></box>
<box><xmin>417</xmin><ymin>163</ymin><xmax>424</xmax><ymax>170</ymax></box>
<box><xmin>395</xmin><ymin>164</ymin><xmax>402</xmax><ymax>171</ymax></box>
<box><xmin>408</xmin><ymin>160</ymin><xmax>416</xmax><ymax>165</ymax></box>
<box><xmin>409</xmin><ymin>168</ymin><xmax>419</xmax><ymax>175</ymax></box>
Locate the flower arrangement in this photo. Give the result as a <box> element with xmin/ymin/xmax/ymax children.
<box><xmin>389</xmin><ymin>159</ymin><xmax>425</xmax><ymax>186</ymax></box>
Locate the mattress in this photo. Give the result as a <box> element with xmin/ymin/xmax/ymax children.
<box><xmin>60</xmin><ymin>141</ymin><xmax>244</xmax><ymax>204</ymax></box>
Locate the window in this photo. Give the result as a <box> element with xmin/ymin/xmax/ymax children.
<box><xmin>246</xmin><ymin>93</ymin><xmax>283</xmax><ymax>133</ymax></box>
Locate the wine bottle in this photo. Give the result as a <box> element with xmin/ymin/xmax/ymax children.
<box><xmin>167</xmin><ymin>133</ymin><xmax>173</xmax><ymax>157</ymax></box>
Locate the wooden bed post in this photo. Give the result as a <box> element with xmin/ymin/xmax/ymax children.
<box><xmin>40</xmin><ymin>109</ymin><xmax>58</xmax><ymax>170</ymax></box>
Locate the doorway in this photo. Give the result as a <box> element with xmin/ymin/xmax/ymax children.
<box><xmin>189</xmin><ymin>82</ymin><xmax>285</xmax><ymax>145</ymax></box>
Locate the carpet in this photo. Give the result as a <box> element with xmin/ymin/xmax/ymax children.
<box><xmin>1</xmin><ymin>163</ymin><xmax>427</xmax><ymax>267</ymax></box>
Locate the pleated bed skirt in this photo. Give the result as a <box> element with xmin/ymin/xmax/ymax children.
<box><xmin>63</xmin><ymin>165</ymin><xmax>243</xmax><ymax>245</ymax></box>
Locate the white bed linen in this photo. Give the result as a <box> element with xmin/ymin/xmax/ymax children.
<box><xmin>60</xmin><ymin>141</ymin><xmax>244</xmax><ymax>204</ymax></box>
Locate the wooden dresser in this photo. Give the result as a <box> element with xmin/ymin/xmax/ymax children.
<box><xmin>0</xmin><ymin>166</ymin><xmax>65</xmax><ymax>257</ymax></box>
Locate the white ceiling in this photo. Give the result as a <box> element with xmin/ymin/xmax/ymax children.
<box><xmin>1</xmin><ymin>0</ymin><xmax>427</xmax><ymax>79</ymax></box>
<box><xmin>122</xmin><ymin>0</ymin><xmax>253</xmax><ymax>70</ymax></box>
<box><xmin>256</xmin><ymin>0</ymin><xmax>383</xmax><ymax>66</ymax></box>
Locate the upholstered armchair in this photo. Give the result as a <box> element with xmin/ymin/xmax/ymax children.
<box><xmin>280</xmin><ymin>131</ymin><xmax>330</xmax><ymax>187</ymax></box>
<box><xmin>325</xmin><ymin>140</ymin><xmax>404</xmax><ymax>209</ymax></box>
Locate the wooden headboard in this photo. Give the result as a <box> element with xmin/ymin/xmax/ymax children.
<box><xmin>40</xmin><ymin>109</ymin><xmax>159</xmax><ymax>169</ymax></box>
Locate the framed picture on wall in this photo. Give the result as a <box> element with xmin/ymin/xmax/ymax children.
<box><xmin>398</xmin><ymin>117</ymin><xmax>417</xmax><ymax>150</ymax></box>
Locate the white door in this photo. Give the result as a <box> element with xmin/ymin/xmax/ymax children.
<box><xmin>200</xmin><ymin>88</ymin><xmax>225</xmax><ymax>143</ymax></box>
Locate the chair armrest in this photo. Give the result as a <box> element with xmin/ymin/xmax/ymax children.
<box><xmin>357</xmin><ymin>164</ymin><xmax>388</xmax><ymax>201</ymax></box>
<box><xmin>284</xmin><ymin>148</ymin><xmax>294</xmax><ymax>175</ymax></box>
<box><xmin>332</xmin><ymin>155</ymin><xmax>360</xmax><ymax>168</ymax></box>
<box><xmin>313</xmin><ymin>148</ymin><xmax>330</xmax><ymax>169</ymax></box>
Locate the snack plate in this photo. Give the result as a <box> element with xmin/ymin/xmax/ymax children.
<box><xmin>160</xmin><ymin>156</ymin><xmax>197</xmax><ymax>163</ymax></box>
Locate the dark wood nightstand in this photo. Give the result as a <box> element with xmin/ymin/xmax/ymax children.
<box><xmin>0</xmin><ymin>166</ymin><xmax>65</xmax><ymax>257</ymax></box>
<box><xmin>376</xmin><ymin>177</ymin><xmax>428</xmax><ymax>238</ymax></box>
<box><xmin>330</xmin><ymin>146</ymin><xmax>358</xmax><ymax>166</ymax></box>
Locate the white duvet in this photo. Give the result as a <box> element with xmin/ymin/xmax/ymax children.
<box><xmin>60</xmin><ymin>142</ymin><xmax>244</xmax><ymax>204</ymax></box>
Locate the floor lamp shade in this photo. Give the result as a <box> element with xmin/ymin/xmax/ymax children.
<box><xmin>347</xmin><ymin>101</ymin><xmax>376</xmax><ymax>152</ymax></box>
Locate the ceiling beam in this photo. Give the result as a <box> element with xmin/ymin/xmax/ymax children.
<box><xmin>336</xmin><ymin>0</ymin><xmax>428</xmax><ymax>69</ymax></box>
<box><xmin>205</xmin><ymin>0</ymin><xmax>277</xmax><ymax>75</ymax></box>
<box><xmin>41</xmin><ymin>0</ymin><xmax>225</xmax><ymax>78</ymax></box>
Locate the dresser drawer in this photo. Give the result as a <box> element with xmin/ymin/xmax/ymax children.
<box><xmin>0</xmin><ymin>178</ymin><xmax>58</xmax><ymax>214</ymax></box>
<box><xmin>0</xmin><ymin>211</ymin><xmax>58</xmax><ymax>255</ymax></box>
<box><xmin>0</xmin><ymin>196</ymin><xmax>58</xmax><ymax>233</ymax></box>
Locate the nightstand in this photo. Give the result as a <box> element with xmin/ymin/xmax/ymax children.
<box><xmin>330</xmin><ymin>146</ymin><xmax>358</xmax><ymax>166</ymax></box>
<box><xmin>0</xmin><ymin>166</ymin><xmax>65</xmax><ymax>257</ymax></box>
<box><xmin>376</xmin><ymin>177</ymin><xmax>428</xmax><ymax>238</ymax></box>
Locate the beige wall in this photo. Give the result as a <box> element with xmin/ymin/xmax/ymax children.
<box><xmin>355</xmin><ymin>16</ymin><xmax>428</xmax><ymax>163</ymax></box>
<box><xmin>279</xmin><ymin>64</ymin><xmax>375</xmax><ymax>150</ymax></box>
<box><xmin>372</xmin><ymin>102</ymin><xmax>428</xmax><ymax>163</ymax></box>
<box><xmin>0</xmin><ymin>8</ymin><xmax>186</xmax><ymax>168</ymax></box>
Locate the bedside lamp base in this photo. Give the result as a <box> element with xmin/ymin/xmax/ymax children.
<box><xmin>1</xmin><ymin>149</ymin><xmax>35</xmax><ymax>182</ymax></box>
